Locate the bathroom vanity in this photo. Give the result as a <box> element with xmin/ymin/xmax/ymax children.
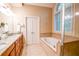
<box><xmin>0</xmin><ymin>33</ymin><xmax>24</xmax><ymax>56</ymax></box>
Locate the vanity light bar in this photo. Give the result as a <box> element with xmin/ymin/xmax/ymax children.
<box><xmin>0</xmin><ymin>3</ymin><xmax>15</xmax><ymax>16</ymax></box>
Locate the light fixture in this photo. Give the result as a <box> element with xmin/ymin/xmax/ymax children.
<box><xmin>75</xmin><ymin>12</ymin><xmax>79</xmax><ymax>16</ymax></box>
<box><xmin>0</xmin><ymin>3</ymin><xmax>14</xmax><ymax>16</ymax></box>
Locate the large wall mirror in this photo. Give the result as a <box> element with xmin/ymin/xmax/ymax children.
<box><xmin>0</xmin><ymin>4</ymin><xmax>21</xmax><ymax>35</ymax></box>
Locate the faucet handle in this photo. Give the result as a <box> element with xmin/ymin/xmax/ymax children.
<box><xmin>0</xmin><ymin>37</ymin><xmax>1</xmax><ymax>40</ymax></box>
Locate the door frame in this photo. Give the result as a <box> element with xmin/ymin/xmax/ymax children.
<box><xmin>25</xmin><ymin>16</ymin><xmax>40</xmax><ymax>44</ymax></box>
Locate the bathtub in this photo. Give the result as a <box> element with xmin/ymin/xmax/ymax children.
<box><xmin>40</xmin><ymin>37</ymin><xmax>61</xmax><ymax>56</ymax></box>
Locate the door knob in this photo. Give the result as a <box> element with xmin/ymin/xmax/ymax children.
<box><xmin>31</xmin><ymin>32</ymin><xmax>34</xmax><ymax>34</ymax></box>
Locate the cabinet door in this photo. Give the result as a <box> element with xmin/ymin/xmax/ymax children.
<box><xmin>9</xmin><ymin>48</ymin><xmax>16</xmax><ymax>56</ymax></box>
<box><xmin>16</xmin><ymin>48</ymin><xmax>20</xmax><ymax>56</ymax></box>
<box><xmin>19</xmin><ymin>35</ymin><xmax>24</xmax><ymax>55</ymax></box>
<box><xmin>16</xmin><ymin>39</ymin><xmax>20</xmax><ymax>51</ymax></box>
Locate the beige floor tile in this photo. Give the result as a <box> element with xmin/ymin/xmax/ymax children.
<box><xmin>22</xmin><ymin>44</ymin><xmax>47</xmax><ymax>56</ymax></box>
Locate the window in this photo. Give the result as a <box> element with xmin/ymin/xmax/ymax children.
<box><xmin>54</xmin><ymin>3</ymin><xmax>72</xmax><ymax>33</ymax></box>
<box><xmin>56</xmin><ymin>4</ymin><xmax>62</xmax><ymax>12</ymax></box>
<box><xmin>54</xmin><ymin>3</ymin><xmax>62</xmax><ymax>32</ymax></box>
<box><xmin>64</xmin><ymin>3</ymin><xmax>72</xmax><ymax>33</ymax></box>
<box><xmin>54</xmin><ymin>12</ymin><xmax>61</xmax><ymax>32</ymax></box>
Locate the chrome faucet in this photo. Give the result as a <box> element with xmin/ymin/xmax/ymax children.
<box><xmin>0</xmin><ymin>37</ymin><xmax>1</xmax><ymax>40</ymax></box>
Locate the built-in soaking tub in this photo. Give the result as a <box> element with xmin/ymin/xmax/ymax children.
<box><xmin>40</xmin><ymin>37</ymin><xmax>61</xmax><ymax>56</ymax></box>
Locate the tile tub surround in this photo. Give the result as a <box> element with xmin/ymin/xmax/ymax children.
<box><xmin>0</xmin><ymin>33</ymin><xmax>24</xmax><ymax>55</ymax></box>
<box><xmin>52</xmin><ymin>33</ymin><xmax>79</xmax><ymax>43</ymax></box>
<box><xmin>40</xmin><ymin>33</ymin><xmax>52</xmax><ymax>37</ymax></box>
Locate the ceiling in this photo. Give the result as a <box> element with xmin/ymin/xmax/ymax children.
<box><xmin>8</xmin><ymin>3</ymin><xmax>23</xmax><ymax>7</ymax></box>
<box><xmin>8</xmin><ymin>3</ymin><xmax>55</xmax><ymax>8</ymax></box>
<box><xmin>25</xmin><ymin>3</ymin><xmax>55</xmax><ymax>8</ymax></box>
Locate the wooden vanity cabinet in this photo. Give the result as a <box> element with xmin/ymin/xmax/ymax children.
<box><xmin>1</xmin><ymin>34</ymin><xmax>24</xmax><ymax>56</ymax></box>
<box><xmin>15</xmin><ymin>34</ymin><xmax>24</xmax><ymax>56</ymax></box>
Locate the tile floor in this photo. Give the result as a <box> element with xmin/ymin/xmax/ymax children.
<box><xmin>22</xmin><ymin>44</ymin><xmax>47</xmax><ymax>56</ymax></box>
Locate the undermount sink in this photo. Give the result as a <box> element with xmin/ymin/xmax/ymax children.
<box><xmin>0</xmin><ymin>38</ymin><xmax>8</xmax><ymax>51</ymax></box>
<box><xmin>0</xmin><ymin>34</ymin><xmax>8</xmax><ymax>40</ymax></box>
<box><xmin>0</xmin><ymin>40</ymin><xmax>7</xmax><ymax>50</ymax></box>
<box><xmin>0</xmin><ymin>40</ymin><xmax>7</xmax><ymax>45</ymax></box>
<box><xmin>0</xmin><ymin>43</ymin><xmax>6</xmax><ymax>51</ymax></box>
<box><xmin>0</xmin><ymin>42</ymin><xmax>7</xmax><ymax>45</ymax></box>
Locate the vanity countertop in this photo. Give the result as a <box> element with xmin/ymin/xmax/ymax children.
<box><xmin>0</xmin><ymin>33</ymin><xmax>22</xmax><ymax>55</ymax></box>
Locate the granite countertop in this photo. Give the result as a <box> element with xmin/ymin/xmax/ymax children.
<box><xmin>0</xmin><ymin>33</ymin><xmax>22</xmax><ymax>55</ymax></box>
